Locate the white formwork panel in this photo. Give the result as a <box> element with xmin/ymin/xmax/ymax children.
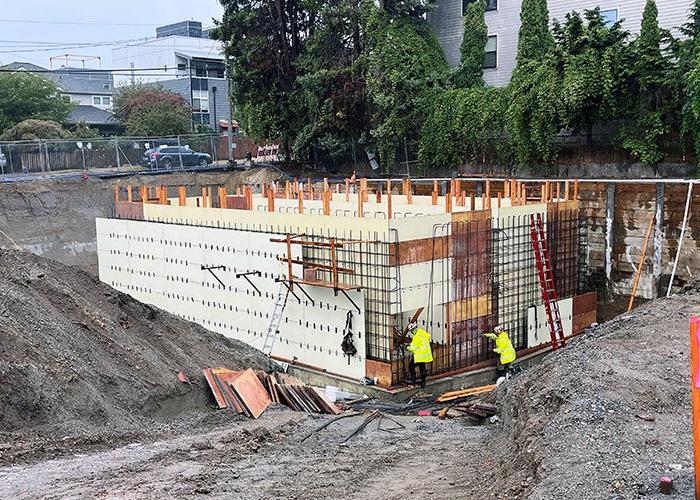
<box><xmin>96</xmin><ymin>218</ymin><xmax>366</xmax><ymax>379</ymax></box>
<box><xmin>394</xmin><ymin>259</ymin><xmax>452</xmax><ymax>314</ymax></box>
<box><xmin>526</xmin><ymin>298</ymin><xmax>573</xmax><ymax>348</ymax></box>
<box><xmin>278</xmin><ymin>286</ymin><xmax>366</xmax><ymax>379</ymax></box>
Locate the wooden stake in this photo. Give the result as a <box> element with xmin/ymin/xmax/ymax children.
<box><xmin>127</xmin><ymin>185</ymin><xmax>133</xmax><ymax>203</ymax></box>
<box><xmin>114</xmin><ymin>185</ymin><xmax>120</xmax><ymax>204</ymax></box>
<box><xmin>555</xmin><ymin>182</ymin><xmax>561</xmax><ymax>202</ymax></box>
<box><xmin>387</xmin><ymin>187</ymin><xmax>393</xmax><ymax>219</ymax></box>
<box><xmin>564</xmin><ymin>180</ymin><xmax>570</xmax><ymax>201</ymax></box>
<box><xmin>323</xmin><ymin>190</ymin><xmax>330</xmax><ymax>216</ymax></box>
<box><xmin>298</xmin><ymin>189</ymin><xmax>304</xmax><ymax>214</ymax></box>
<box><xmin>432</xmin><ymin>190</ymin><xmax>438</xmax><ymax>206</ymax></box>
<box><xmin>202</xmin><ymin>187</ymin><xmax>208</xmax><ymax>208</ymax></box>
<box><xmin>497</xmin><ymin>192</ymin><xmax>502</xmax><ymax>208</ymax></box>
<box><xmin>358</xmin><ymin>190</ymin><xmax>365</xmax><ymax>218</ymax></box>
<box><xmin>267</xmin><ymin>189</ymin><xmax>275</xmax><ymax>213</ymax></box>
<box><xmin>445</xmin><ymin>191</ymin><xmax>452</xmax><ymax>213</ymax></box>
<box><xmin>179</xmin><ymin>186</ymin><xmax>186</xmax><ymax>206</ymax></box>
<box><xmin>470</xmin><ymin>194</ymin><xmax>475</xmax><ymax>211</ymax></box>
<box><xmin>628</xmin><ymin>213</ymin><xmax>655</xmax><ymax>311</ymax></box>
<box><xmin>485</xmin><ymin>180</ymin><xmax>491</xmax><ymax>205</ymax></box>
<box><xmin>504</xmin><ymin>180</ymin><xmax>510</xmax><ymax>198</ymax></box>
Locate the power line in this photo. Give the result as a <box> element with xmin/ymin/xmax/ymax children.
<box><xmin>0</xmin><ymin>19</ymin><xmax>160</xmax><ymax>27</ymax></box>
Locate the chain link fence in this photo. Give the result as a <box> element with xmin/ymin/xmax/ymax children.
<box><xmin>0</xmin><ymin>134</ymin><xmax>252</xmax><ymax>176</ymax></box>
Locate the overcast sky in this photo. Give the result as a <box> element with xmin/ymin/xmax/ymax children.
<box><xmin>0</xmin><ymin>0</ymin><xmax>224</xmax><ymax>68</ymax></box>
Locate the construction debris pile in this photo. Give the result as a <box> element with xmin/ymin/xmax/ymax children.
<box><xmin>0</xmin><ymin>250</ymin><xmax>275</xmax><ymax>464</ymax></box>
<box><xmin>203</xmin><ymin>368</ymin><xmax>340</xmax><ymax>417</ymax></box>
<box><xmin>475</xmin><ymin>288</ymin><xmax>698</xmax><ymax>499</ymax></box>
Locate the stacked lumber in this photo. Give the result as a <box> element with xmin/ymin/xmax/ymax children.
<box><xmin>203</xmin><ymin>368</ymin><xmax>271</xmax><ymax>419</ymax></box>
<box><xmin>438</xmin><ymin>400</ymin><xmax>498</xmax><ymax>422</ymax></box>
<box><xmin>257</xmin><ymin>372</ymin><xmax>341</xmax><ymax>415</ymax></box>
<box><xmin>435</xmin><ymin>384</ymin><xmax>497</xmax><ymax>403</ymax></box>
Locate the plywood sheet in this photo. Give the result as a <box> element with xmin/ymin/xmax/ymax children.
<box><xmin>450</xmin><ymin>294</ymin><xmax>490</xmax><ymax>322</ymax></box>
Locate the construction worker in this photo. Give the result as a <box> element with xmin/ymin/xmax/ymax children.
<box><xmin>406</xmin><ymin>322</ymin><xmax>433</xmax><ymax>388</ymax></box>
<box><xmin>484</xmin><ymin>326</ymin><xmax>516</xmax><ymax>380</ymax></box>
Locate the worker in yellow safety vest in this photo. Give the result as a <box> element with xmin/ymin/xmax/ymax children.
<box><xmin>484</xmin><ymin>326</ymin><xmax>516</xmax><ymax>380</ymax></box>
<box><xmin>406</xmin><ymin>323</ymin><xmax>433</xmax><ymax>387</ymax></box>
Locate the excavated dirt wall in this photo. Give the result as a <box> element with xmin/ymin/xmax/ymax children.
<box><xmin>0</xmin><ymin>169</ymin><xmax>281</xmax><ymax>274</ymax></box>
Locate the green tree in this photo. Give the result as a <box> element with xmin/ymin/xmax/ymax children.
<box><xmin>509</xmin><ymin>0</ymin><xmax>559</xmax><ymax>166</ymax></box>
<box><xmin>620</xmin><ymin>0</ymin><xmax>672</xmax><ymax>165</ymax></box>
<box><xmin>124</xmin><ymin>101</ymin><xmax>191</xmax><ymax>136</ymax></box>
<box><xmin>454</xmin><ymin>0</ymin><xmax>487</xmax><ymax>88</ymax></box>
<box><xmin>553</xmin><ymin>9</ymin><xmax>631</xmax><ymax>143</ymax></box>
<box><xmin>673</xmin><ymin>0</ymin><xmax>700</xmax><ymax>156</ymax></box>
<box><xmin>419</xmin><ymin>86</ymin><xmax>514</xmax><ymax>172</ymax></box>
<box><xmin>0</xmin><ymin>119</ymin><xmax>71</xmax><ymax>141</ymax></box>
<box><xmin>0</xmin><ymin>72</ymin><xmax>72</xmax><ymax>133</ymax></box>
<box><xmin>71</xmin><ymin>122</ymin><xmax>101</xmax><ymax>139</ymax></box>
<box><xmin>515</xmin><ymin>0</ymin><xmax>554</xmax><ymax>66</ymax></box>
<box><xmin>294</xmin><ymin>0</ymin><xmax>368</xmax><ymax>163</ymax></box>
<box><xmin>365</xmin><ymin>6</ymin><xmax>450</xmax><ymax>171</ymax></box>
<box><xmin>212</xmin><ymin>0</ymin><xmax>313</xmax><ymax>161</ymax></box>
<box><xmin>113</xmin><ymin>84</ymin><xmax>191</xmax><ymax>136</ymax></box>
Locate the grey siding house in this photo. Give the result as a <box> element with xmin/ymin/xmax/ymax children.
<box><xmin>429</xmin><ymin>0</ymin><xmax>694</xmax><ymax>87</ymax></box>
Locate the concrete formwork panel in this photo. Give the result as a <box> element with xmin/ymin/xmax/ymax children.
<box><xmin>96</xmin><ymin>218</ymin><xmax>366</xmax><ymax>379</ymax></box>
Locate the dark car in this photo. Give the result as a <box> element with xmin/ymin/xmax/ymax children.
<box><xmin>149</xmin><ymin>146</ymin><xmax>212</xmax><ymax>169</ymax></box>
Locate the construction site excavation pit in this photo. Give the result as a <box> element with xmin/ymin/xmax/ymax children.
<box><xmin>1</xmin><ymin>173</ymin><xmax>696</xmax><ymax>499</ymax></box>
<box><xmin>99</xmin><ymin>178</ymin><xmax>596</xmax><ymax>391</ymax></box>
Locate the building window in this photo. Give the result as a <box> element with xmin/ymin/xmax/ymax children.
<box><xmin>93</xmin><ymin>96</ymin><xmax>101</xmax><ymax>105</ymax></box>
<box><xmin>484</xmin><ymin>35</ymin><xmax>497</xmax><ymax>69</ymax></box>
<box><xmin>192</xmin><ymin>90</ymin><xmax>209</xmax><ymax>113</ymax></box>
<box><xmin>102</xmin><ymin>97</ymin><xmax>111</xmax><ymax>106</ymax></box>
<box><xmin>601</xmin><ymin>9</ymin><xmax>618</xmax><ymax>27</ymax></box>
<box><xmin>463</xmin><ymin>0</ymin><xmax>497</xmax><ymax>15</ymax></box>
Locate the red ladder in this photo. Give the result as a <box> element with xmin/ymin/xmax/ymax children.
<box><xmin>530</xmin><ymin>213</ymin><xmax>566</xmax><ymax>350</ymax></box>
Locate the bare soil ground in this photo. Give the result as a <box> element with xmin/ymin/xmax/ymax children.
<box><xmin>0</xmin><ymin>250</ymin><xmax>695</xmax><ymax>499</ymax></box>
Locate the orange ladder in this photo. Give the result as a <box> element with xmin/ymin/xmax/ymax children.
<box><xmin>530</xmin><ymin>213</ymin><xmax>566</xmax><ymax>350</ymax></box>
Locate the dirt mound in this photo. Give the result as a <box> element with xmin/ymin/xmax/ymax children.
<box><xmin>488</xmin><ymin>290</ymin><xmax>697</xmax><ymax>499</ymax></box>
<box><xmin>0</xmin><ymin>250</ymin><xmax>275</xmax><ymax>463</ymax></box>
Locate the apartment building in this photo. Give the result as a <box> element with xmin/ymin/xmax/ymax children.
<box><xmin>1</xmin><ymin>61</ymin><xmax>118</xmax><ymax>134</ymax></box>
<box><xmin>112</xmin><ymin>21</ymin><xmax>232</xmax><ymax>131</ymax></box>
<box><xmin>429</xmin><ymin>0</ymin><xmax>694</xmax><ymax>87</ymax></box>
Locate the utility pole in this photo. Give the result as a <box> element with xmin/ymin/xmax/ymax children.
<box><xmin>225</xmin><ymin>53</ymin><xmax>236</xmax><ymax>169</ymax></box>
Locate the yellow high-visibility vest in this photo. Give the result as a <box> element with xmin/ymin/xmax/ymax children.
<box><xmin>408</xmin><ymin>328</ymin><xmax>433</xmax><ymax>363</ymax></box>
<box><xmin>494</xmin><ymin>331</ymin><xmax>516</xmax><ymax>364</ymax></box>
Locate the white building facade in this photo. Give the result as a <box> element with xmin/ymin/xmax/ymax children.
<box><xmin>112</xmin><ymin>21</ymin><xmax>231</xmax><ymax>130</ymax></box>
<box><xmin>429</xmin><ymin>0</ymin><xmax>694</xmax><ymax>87</ymax></box>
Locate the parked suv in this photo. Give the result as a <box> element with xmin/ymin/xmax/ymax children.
<box><xmin>149</xmin><ymin>146</ymin><xmax>212</xmax><ymax>169</ymax></box>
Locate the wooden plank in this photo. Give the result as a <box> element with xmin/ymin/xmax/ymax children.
<box><xmin>228</xmin><ymin>368</ymin><xmax>271</xmax><ymax>419</ymax></box>
<box><xmin>202</xmin><ymin>368</ymin><xmax>227</xmax><ymax>409</ymax></box>
<box><xmin>436</xmin><ymin>384</ymin><xmax>497</xmax><ymax>403</ymax></box>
